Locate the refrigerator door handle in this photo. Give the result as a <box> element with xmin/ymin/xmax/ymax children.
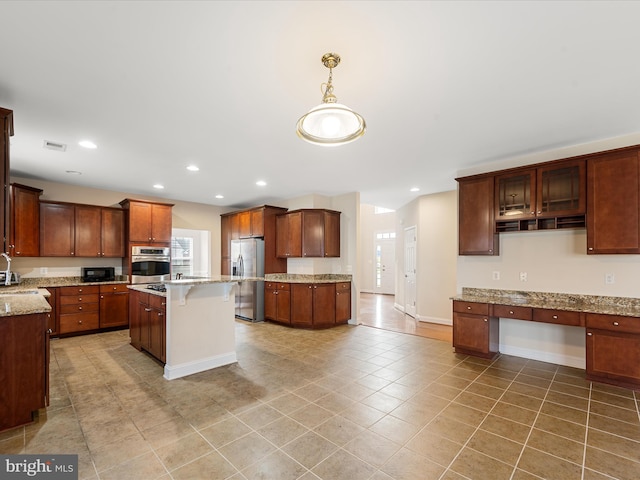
<box><xmin>239</xmin><ymin>254</ymin><xmax>244</xmax><ymax>277</ymax></box>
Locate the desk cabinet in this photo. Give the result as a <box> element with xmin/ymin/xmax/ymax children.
<box><xmin>452</xmin><ymin>301</ymin><xmax>499</xmax><ymax>359</ymax></box>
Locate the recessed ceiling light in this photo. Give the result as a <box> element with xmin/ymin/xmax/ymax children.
<box><xmin>79</xmin><ymin>140</ymin><xmax>97</xmax><ymax>149</ymax></box>
<box><xmin>215</xmin><ymin>194</ymin><xmax>224</xmax><ymax>199</ymax></box>
<box><xmin>186</xmin><ymin>165</ymin><xmax>199</xmax><ymax>172</ymax></box>
<box><xmin>65</xmin><ymin>170</ymin><xmax>82</xmax><ymax>175</ymax></box>
<box><xmin>410</xmin><ymin>187</ymin><xmax>420</xmax><ymax>192</ymax></box>
<box><xmin>256</xmin><ymin>180</ymin><xmax>267</xmax><ymax>187</ymax></box>
<box><xmin>153</xmin><ymin>184</ymin><xmax>165</xmax><ymax>189</ymax></box>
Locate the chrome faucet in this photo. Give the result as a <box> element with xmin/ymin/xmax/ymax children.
<box><xmin>1</xmin><ymin>253</ymin><xmax>11</xmax><ymax>286</ymax></box>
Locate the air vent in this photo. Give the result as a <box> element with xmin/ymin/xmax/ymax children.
<box><xmin>43</xmin><ymin>140</ymin><xmax>67</xmax><ymax>152</ymax></box>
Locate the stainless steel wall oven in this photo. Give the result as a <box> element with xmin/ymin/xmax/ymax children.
<box><xmin>131</xmin><ymin>246</ymin><xmax>170</xmax><ymax>284</ymax></box>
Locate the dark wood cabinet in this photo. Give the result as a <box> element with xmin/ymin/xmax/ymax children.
<box><xmin>99</xmin><ymin>284</ymin><xmax>129</xmax><ymax>328</ymax></box>
<box><xmin>74</xmin><ymin>204</ymin><xmax>102</xmax><ymax>257</ymax></box>
<box><xmin>335</xmin><ymin>282</ymin><xmax>351</xmax><ymax>324</ymax></box>
<box><xmin>312</xmin><ymin>283</ymin><xmax>336</xmax><ymax>327</ymax></box>
<box><xmin>0</xmin><ymin>108</ymin><xmax>13</xmax><ymax>255</ymax></box>
<box><xmin>494</xmin><ymin>159</ymin><xmax>586</xmax><ymax>232</ymax></box>
<box><xmin>264</xmin><ymin>282</ymin><xmax>291</xmax><ymax>324</ymax></box>
<box><xmin>57</xmin><ymin>285</ymin><xmax>100</xmax><ymax>334</ymax></box>
<box><xmin>291</xmin><ymin>283</ymin><xmax>314</xmax><ymax>327</ymax></box>
<box><xmin>100</xmin><ymin>208</ymin><xmax>125</xmax><ymax>257</ymax></box>
<box><xmin>0</xmin><ymin>312</ymin><xmax>48</xmax><ymax>431</ymax></box>
<box><xmin>8</xmin><ymin>183</ymin><xmax>42</xmax><ymax>256</ymax></box>
<box><xmin>586</xmin><ymin>313</ymin><xmax>640</xmax><ymax>388</ymax></box>
<box><xmin>40</xmin><ymin>202</ymin><xmax>75</xmax><ymax>256</ymax></box>
<box><xmin>457</xmin><ymin>176</ymin><xmax>498</xmax><ymax>255</ymax></box>
<box><xmin>130</xmin><ymin>289</ymin><xmax>166</xmax><ymax>363</ymax></box>
<box><xmin>276</xmin><ymin>209</ymin><xmax>341</xmax><ymax>258</ymax></box>
<box><xmin>121</xmin><ymin>199</ymin><xmax>173</xmax><ymax>244</ymax></box>
<box><xmin>45</xmin><ymin>287</ymin><xmax>58</xmax><ymax>336</ymax></box>
<box><xmin>587</xmin><ymin>149</ymin><xmax>640</xmax><ymax>254</ymax></box>
<box><xmin>222</xmin><ymin>206</ymin><xmax>287</xmax><ymax>274</ymax></box>
<box><xmin>452</xmin><ymin>301</ymin><xmax>499</xmax><ymax>359</ymax></box>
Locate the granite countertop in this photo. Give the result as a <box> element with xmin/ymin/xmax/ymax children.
<box><xmin>264</xmin><ymin>273</ymin><xmax>352</xmax><ymax>284</ymax></box>
<box><xmin>16</xmin><ymin>276</ymin><xmax>129</xmax><ymax>288</ymax></box>
<box><xmin>452</xmin><ymin>288</ymin><xmax>640</xmax><ymax>318</ymax></box>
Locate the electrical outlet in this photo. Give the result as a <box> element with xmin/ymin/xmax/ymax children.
<box><xmin>519</xmin><ymin>272</ymin><xmax>527</xmax><ymax>282</ymax></box>
<box><xmin>40</xmin><ymin>267</ymin><xmax>48</xmax><ymax>274</ymax></box>
<box><xmin>492</xmin><ymin>271</ymin><xmax>500</xmax><ymax>280</ymax></box>
<box><xmin>605</xmin><ymin>273</ymin><xmax>615</xmax><ymax>285</ymax></box>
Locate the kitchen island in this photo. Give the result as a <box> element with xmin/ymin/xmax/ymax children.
<box><xmin>129</xmin><ymin>276</ymin><xmax>257</xmax><ymax>380</ymax></box>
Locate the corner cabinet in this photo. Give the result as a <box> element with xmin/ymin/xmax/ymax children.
<box><xmin>586</xmin><ymin>149</ymin><xmax>640</xmax><ymax>254</ymax></box>
<box><xmin>457</xmin><ymin>176</ymin><xmax>498</xmax><ymax>255</ymax></box>
<box><xmin>276</xmin><ymin>209</ymin><xmax>341</xmax><ymax>258</ymax></box>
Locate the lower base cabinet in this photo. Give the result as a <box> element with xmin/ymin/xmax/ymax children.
<box><xmin>99</xmin><ymin>284</ymin><xmax>129</xmax><ymax>328</ymax></box>
<box><xmin>130</xmin><ymin>290</ymin><xmax>166</xmax><ymax>363</ymax></box>
<box><xmin>452</xmin><ymin>301</ymin><xmax>499</xmax><ymax>359</ymax></box>
<box><xmin>0</xmin><ymin>313</ymin><xmax>48</xmax><ymax>431</ymax></box>
<box><xmin>268</xmin><ymin>282</ymin><xmax>351</xmax><ymax>328</ymax></box>
<box><xmin>586</xmin><ymin>313</ymin><xmax>640</xmax><ymax>388</ymax></box>
<box><xmin>58</xmin><ymin>285</ymin><xmax>100</xmax><ymax>334</ymax></box>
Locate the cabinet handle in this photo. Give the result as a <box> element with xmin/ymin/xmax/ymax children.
<box><xmin>161</xmin><ymin>302</ymin><xmax>166</xmax><ymax>306</ymax></box>
<box><xmin>587</xmin><ymin>332</ymin><xmax>592</xmax><ymax>336</ymax></box>
<box><xmin>613</xmin><ymin>321</ymin><xmax>619</xmax><ymax>326</ymax></box>
<box><xmin>78</xmin><ymin>298</ymin><xmax>82</xmax><ymax>301</ymax></box>
<box><xmin>100</xmin><ymin>295</ymin><xmax>104</xmax><ymax>299</ymax></box>
<box><xmin>308</xmin><ymin>286</ymin><xmax>312</xmax><ymax>289</ymax></box>
<box><xmin>78</xmin><ymin>320</ymin><xmax>82</xmax><ymax>324</ymax></box>
<box><xmin>483</xmin><ymin>318</ymin><xmax>488</xmax><ymax>322</ymax></box>
<box><xmin>158</xmin><ymin>312</ymin><xmax>163</xmax><ymax>317</ymax></box>
<box><xmin>588</xmin><ymin>247</ymin><xmax>593</xmax><ymax>251</ymax></box>
<box><xmin>509</xmin><ymin>310</ymin><xmax>514</xmax><ymax>314</ymax></box>
<box><xmin>16</xmin><ymin>251</ymin><xmax>20</xmax><ymax>255</ymax></box>
<box><xmin>97</xmin><ymin>252</ymin><xmax>101</xmax><ymax>256</ymax></box>
<box><xmin>71</xmin><ymin>252</ymin><xmax>74</xmax><ymax>255</ymax></box>
<box><xmin>47</xmin><ymin>328</ymin><xmax>53</xmax><ymax>334</ymax></box>
<box><xmin>552</xmin><ymin>315</ymin><xmax>558</xmax><ymax>319</ymax></box>
<box><xmin>78</xmin><ymin>289</ymin><xmax>83</xmax><ymax>293</ymax></box>
<box><xmin>145</xmin><ymin>307</ymin><xmax>152</xmax><ymax>312</ymax></box>
<box><xmin>113</xmin><ymin>287</ymin><xmax>117</xmax><ymax>291</ymax></box>
<box><xmin>78</xmin><ymin>306</ymin><xmax>82</xmax><ymax>310</ymax></box>
<box><xmin>467</xmin><ymin>306</ymin><xmax>471</xmax><ymax>310</ymax></box>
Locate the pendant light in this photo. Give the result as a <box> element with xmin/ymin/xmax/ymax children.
<box><xmin>296</xmin><ymin>53</ymin><xmax>366</xmax><ymax>146</ymax></box>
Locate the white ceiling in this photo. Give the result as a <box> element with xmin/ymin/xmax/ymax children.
<box><xmin>2</xmin><ymin>1</ymin><xmax>640</xmax><ymax>210</ymax></box>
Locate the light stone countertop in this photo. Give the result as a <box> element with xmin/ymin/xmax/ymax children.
<box><xmin>264</xmin><ymin>273</ymin><xmax>352</xmax><ymax>284</ymax></box>
<box><xmin>452</xmin><ymin>288</ymin><xmax>640</xmax><ymax>318</ymax></box>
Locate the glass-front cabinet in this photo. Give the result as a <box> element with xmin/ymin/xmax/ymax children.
<box><xmin>495</xmin><ymin>159</ymin><xmax>585</xmax><ymax>232</ymax></box>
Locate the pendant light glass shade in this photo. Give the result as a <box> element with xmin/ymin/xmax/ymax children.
<box><xmin>296</xmin><ymin>53</ymin><xmax>366</xmax><ymax>147</ymax></box>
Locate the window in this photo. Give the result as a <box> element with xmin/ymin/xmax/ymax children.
<box><xmin>376</xmin><ymin>232</ymin><xmax>396</xmax><ymax>239</ymax></box>
<box><xmin>374</xmin><ymin>206</ymin><xmax>395</xmax><ymax>214</ymax></box>
<box><xmin>171</xmin><ymin>237</ymin><xmax>193</xmax><ymax>277</ymax></box>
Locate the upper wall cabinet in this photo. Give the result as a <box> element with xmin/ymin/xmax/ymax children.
<box><xmin>587</xmin><ymin>148</ymin><xmax>640</xmax><ymax>254</ymax></box>
<box><xmin>276</xmin><ymin>209</ymin><xmax>341</xmax><ymax>258</ymax></box>
<box><xmin>457</xmin><ymin>176</ymin><xmax>498</xmax><ymax>256</ymax></box>
<box><xmin>495</xmin><ymin>159</ymin><xmax>586</xmax><ymax>232</ymax></box>
<box><xmin>0</xmin><ymin>108</ymin><xmax>13</xmax><ymax>254</ymax></box>
<box><xmin>120</xmin><ymin>199</ymin><xmax>173</xmax><ymax>245</ymax></box>
<box><xmin>8</xmin><ymin>183</ymin><xmax>42</xmax><ymax>257</ymax></box>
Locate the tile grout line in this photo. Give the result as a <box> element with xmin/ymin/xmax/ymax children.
<box><xmin>581</xmin><ymin>382</ymin><xmax>592</xmax><ymax>480</ymax></box>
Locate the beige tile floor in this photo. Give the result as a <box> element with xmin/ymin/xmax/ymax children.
<box><xmin>1</xmin><ymin>307</ymin><xmax>640</xmax><ymax>479</ymax></box>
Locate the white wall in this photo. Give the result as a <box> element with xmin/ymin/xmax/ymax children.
<box><xmin>395</xmin><ymin>191</ymin><xmax>458</xmax><ymax>325</ymax></box>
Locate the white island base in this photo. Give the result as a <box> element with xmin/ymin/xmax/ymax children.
<box><xmin>163</xmin><ymin>280</ymin><xmax>238</xmax><ymax>380</ymax></box>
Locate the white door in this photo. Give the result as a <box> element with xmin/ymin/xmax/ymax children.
<box><xmin>404</xmin><ymin>226</ymin><xmax>417</xmax><ymax>318</ymax></box>
<box><xmin>374</xmin><ymin>234</ymin><xmax>396</xmax><ymax>295</ymax></box>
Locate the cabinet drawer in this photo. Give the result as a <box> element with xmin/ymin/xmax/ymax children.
<box><xmin>336</xmin><ymin>282</ymin><xmax>351</xmax><ymax>292</ymax></box>
<box><xmin>60</xmin><ymin>302</ymin><xmax>99</xmax><ymax>315</ymax></box>
<box><xmin>493</xmin><ymin>304</ymin><xmax>532</xmax><ymax>321</ymax></box>
<box><xmin>149</xmin><ymin>294</ymin><xmax>166</xmax><ymax>310</ymax></box>
<box><xmin>265</xmin><ymin>282</ymin><xmax>277</xmax><ymax>290</ymax></box>
<box><xmin>586</xmin><ymin>313</ymin><xmax>640</xmax><ymax>334</ymax></box>
<box><xmin>453</xmin><ymin>301</ymin><xmax>489</xmax><ymax>316</ymax></box>
<box><xmin>59</xmin><ymin>294</ymin><xmax>99</xmax><ymax>305</ymax></box>
<box><xmin>532</xmin><ymin>308</ymin><xmax>582</xmax><ymax>326</ymax></box>
<box><xmin>277</xmin><ymin>283</ymin><xmax>290</xmax><ymax>291</ymax></box>
<box><xmin>59</xmin><ymin>285</ymin><xmax>99</xmax><ymax>296</ymax></box>
<box><xmin>99</xmin><ymin>284</ymin><xmax>129</xmax><ymax>293</ymax></box>
<box><xmin>59</xmin><ymin>313</ymin><xmax>99</xmax><ymax>333</ymax></box>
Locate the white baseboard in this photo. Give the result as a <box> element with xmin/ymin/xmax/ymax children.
<box><xmin>499</xmin><ymin>344</ymin><xmax>585</xmax><ymax>369</ymax></box>
<box><xmin>163</xmin><ymin>352</ymin><xmax>237</xmax><ymax>380</ymax></box>
<box><xmin>394</xmin><ymin>302</ymin><xmax>405</xmax><ymax>312</ymax></box>
<box><xmin>417</xmin><ymin>315</ymin><xmax>452</xmax><ymax>326</ymax></box>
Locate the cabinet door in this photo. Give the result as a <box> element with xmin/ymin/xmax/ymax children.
<box><xmin>251</xmin><ymin>208</ymin><xmax>264</xmax><ymax>237</ymax></box>
<box><xmin>335</xmin><ymin>282</ymin><xmax>351</xmax><ymax>323</ymax></box>
<box><xmin>302</xmin><ymin>210</ymin><xmax>324</xmax><ymax>257</ymax></box>
<box><xmin>129</xmin><ymin>291</ymin><xmax>143</xmax><ymax>349</ymax></box>
<box><xmin>151</xmin><ymin>204</ymin><xmax>172</xmax><ymax>243</ymax></box>
<box><xmin>495</xmin><ymin>170</ymin><xmax>535</xmax><ymax>220</ymax></box>
<box><xmin>276</xmin><ymin>285</ymin><xmax>291</xmax><ymax>324</ymax></box>
<box><xmin>238</xmin><ymin>211</ymin><xmax>251</xmax><ymax>238</ymax></box>
<box><xmin>276</xmin><ymin>212</ymin><xmax>302</xmax><ymax>258</ymax></box>
<box><xmin>536</xmin><ymin>159</ymin><xmax>585</xmax><ymax>218</ymax></box>
<box><xmin>276</xmin><ymin>214</ymin><xmax>289</xmax><ymax>257</ymax></box>
<box><xmin>99</xmin><ymin>288</ymin><xmax>129</xmax><ymax>328</ymax></box>
<box><xmin>128</xmin><ymin>201</ymin><xmax>152</xmax><ymax>243</ymax></box>
<box><xmin>101</xmin><ymin>208</ymin><xmax>125</xmax><ymax>257</ymax></box>
<box><xmin>10</xmin><ymin>184</ymin><xmax>41</xmax><ymax>256</ymax></box>
<box><xmin>221</xmin><ymin>214</ymin><xmax>231</xmax><ymax>274</ymax></box>
<box><xmin>453</xmin><ymin>312</ymin><xmax>498</xmax><ymax>358</ymax></box>
<box><xmin>40</xmin><ymin>202</ymin><xmax>75</xmax><ymax>256</ymax></box>
<box><xmin>586</xmin><ymin>329</ymin><xmax>640</xmax><ymax>387</ymax></box>
<box><xmin>148</xmin><ymin>295</ymin><xmax>166</xmax><ymax>362</ymax></box>
<box><xmin>313</xmin><ymin>284</ymin><xmax>335</xmax><ymax>327</ymax></box>
<box><xmin>458</xmin><ymin>177</ymin><xmax>498</xmax><ymax>255</ymax></box>
<box><xmin>587</xmin><ymin>150</ymin><xmax>640</xmax><ymax>254</ymax></box>
<box><xmin>291</xmin><ymin>284</ymin><xmax>313</xmax><ymax>326</ymax></box>
<box><xmin>75</xmin><ymin>204</ymin><xmax>102</xmax><ymax>257</ymax></box>
<box><xmin>46</xmin><ymin>287</ymin><xmax>58</xmax><ymax>336</ymax></box>
<box><xmin>264</xmin><ymin>284</ymin><xmax>277</xmax><ymax>320</ymax></box>
<box><xmin>324</xmin><ymin>211</ymin><xmax>340</xmax><ymax>257</ymax></box>
<box><xmin>139</xmin><ymin>302</ymin><xmax>152</xmax><ymax>351</ymax></box>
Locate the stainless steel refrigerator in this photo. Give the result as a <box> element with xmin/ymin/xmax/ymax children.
<box><xmin>231</xmin><ymin>238</ymin><xmax>265</xmax><ymax>322</ymax></box>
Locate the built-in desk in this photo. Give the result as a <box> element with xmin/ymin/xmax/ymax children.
<box><xmin>451</xmin><ymin>288</ymin><xmax>640</xmax><ymax>390</ymax></box>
